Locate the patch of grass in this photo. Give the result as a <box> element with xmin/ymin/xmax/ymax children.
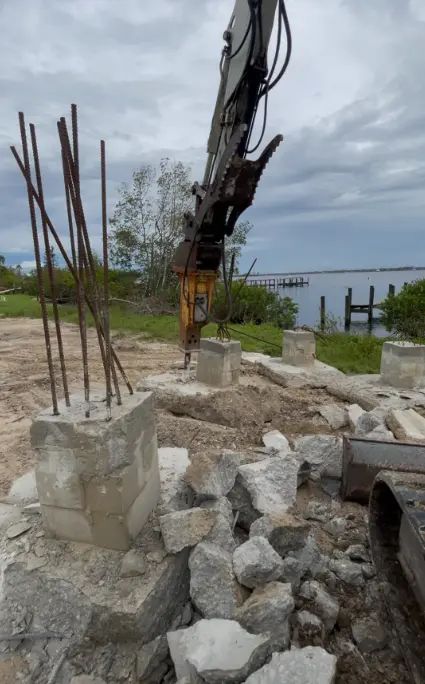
<box><xmin>0</xmin><ymin>294</ymin><xmax>387</xmax><ymax>373</ymax></box>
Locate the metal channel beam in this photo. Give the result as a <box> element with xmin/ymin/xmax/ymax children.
<box><xmin>341</xmin><ymin>435</ymin><xmax>425</xmax><ymax>503</ymax></box>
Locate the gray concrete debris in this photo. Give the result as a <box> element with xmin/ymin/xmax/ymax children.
<box><xmin>345</xmin><ymin>544</ymin><xmax>371</xmax><ymax>563</ymax></box>
<box><xmin>237</xmin><ymin>456</ymin><xmax>300</xmax><ymax>517</ymax></box>
<box><xmin>365</xmin><ymin>425</ymin><xmax>395</xmax><ymax>441</ymax></box>
<box><xmin>199</xmin><ymin>496</ymin><xmax>233</xmax><ymax>525</ymax></box>
<box><xmin>233</xmin><ymin>537</ymin><xmax>285</xmax><ymax>589</ymax></box>
<box><xmin>347</xmin><ymin>404</ymin><xmax>365</xmax><ymax>430</ymax></box>
<box><xmin>159</xmin><ymin>508</ymin><xmax>217</xmax><ymax>553</ymax></box>
<box><xmin>235</xmin><ymin>581</ymin><xmax>294</xmax><ymax>651</ymax></box>
<box><xmin>318</xmin><ymin>404</ymin><xmax>348</xmax><ymax>430</ymax></box>
<box><xmin>168</xmin><ymin>618</ymin><xmax>270</xmax><ymax>684</ymax></box>
<box><xmin>328</xmin><ymin>557</ymin><xmax>365</xmax><ymax>587</ymax></box>
<box><xmin>387</xmin><ymin>407</ymin><xmax>425</xmax><ymax>441</ymax></box>
<box><xmin>304</xmin><ymin>502</ymin><xmax>330</xmax><ymax>523</ymax></box>
<box><xmin>204</xmin><ymin>513</ymin><xmax>237</xmax><ymax>553</ymax></box>
<box><xmin>227</xmin><ymin>478</ymin><xmax>260</xmax><ymax>531</ymax></box>
<box><xmin>324</xmin><ymin>516</ymin><xmax>348</xmax><ymax>539</ymax></box>
<box><xmin>249</xmin><ymin>512</ymin><xmax>310</xmax><ymax>556</ymax></box>
<box><xmin>180</xmin><ymin>602</ymin><xmax>193</xmax><ymax>626</ymax></box>
<box><xmin>7</xmin><ymin>469</ymin><xmax>38</xmax><ymax>505</ymax></box>
<box><xmin>298</xmin><ymin>580</ymin><xmax>340</xmax><ymax>633</ymax></box>
<box><xmin>189</xmin><ymin>542</ymin><xmax>248</xmax><ymax>619</ymax></box>
<box><xmin>280</xmin><ymin>536</ymin><xmax>327</xmax><ymax>592</ymax></box>
<box><xmin>158</xmin><ymin>447</ymin><xmax>194</xmax><ymax>517</ymax></box>
<box><xmin>70</xmin><ymin>677</ymin><xmax>107</xmax><ymax>684</ymax></box>
<box><xmin>292</xmin><ymin>610</ymin><xmax>325</xmax><ymax>645</ymax></box>
<box><xmin>185</xmin><ymin>450</ymin><xmax>243</xmax><ymax>498</ymax></box>
<box><xmin>354</xmin><ymin>410</ymin><xmax>384</xmax><ymax>436</ymax></box>
<box><xmin>351</xmin><ymin>616</ymin><xmax>388</xmax><ymax>653</ymax></box>
<box><xmin>293</xmin><ymin>435</ymin><xmax>343</xmax><ymax>479</ymax></box>
<box><xmin>262</xmin><ymin>429</ymin><xmax>291</xmax><ymax>453</ymax></box>
<box><xmin>137</xmin><ymin>634</ymin><xmax>170</xmax><ymax>681</ymax></box>
<box><xmin>0</xmin><ymin>502</ymin><xmax>23</xmax><ymax>530</ymax></box>
<box><xmin>244</xmin><ymin>646</ymin><xmax>338</xmax><ymax>684</ymax></box>
<box><xmin>362</xmin><ymin>563</ymin><xmax>376</xmax><ymax>579</ymax></box>
<box><xmin>6</xmin><ymin>520</ymin><xmax>31</xmax><ymax>539</ymax></box>
<box><xmin>120</xmin><ymin>548</ymin><xmax>147</xmax><ymax>578</ymax></box>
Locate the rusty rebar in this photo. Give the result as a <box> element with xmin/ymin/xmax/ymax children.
<box><xmin>58</xmin><ymin>117</ymin><xmax>122</xmax><ymax>403</ymax></box>
<box><xmin>18</xmin><ymin>112</ymin><xmax>59</xmax><ymax>415</ymax></box>
<box><xmin>30</xmin><ymin>123</ymin><xmax>70</xmax><ymax>408</ymax></box>
<box><xmin>101</xmin><ymin>140</ymin><xmax>112</xmax><ymax>419</ymax></box>
<box><xmin>60</xmin><ymin>141</ymin><xmax>77</xmax><ymax>273</ymax></box>
<box><xmin>10</xmin><ymin>145</ymin><xmax>133</xmax><ymax>395</ymax></box>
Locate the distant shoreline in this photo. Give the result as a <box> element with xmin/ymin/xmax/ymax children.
<box><xmin>237</xmin><ymin>266</ymin><xmax>425</xmax><ymax>278</ymax></box>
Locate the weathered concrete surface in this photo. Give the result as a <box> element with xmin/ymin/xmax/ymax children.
<box><xmin>31</xmin><ymin>391</ymin><xmax>160</xmax><ymax>550</ymax></box>
<box><xmin>347</xmin><ymin>404</ymin><xmax>365</xmax><ymax>430</ymax></box>
<box><xmin>185</xmin><ymin>450</ymin><xmax>243</xmax><ymax>498</ymax></box>
<box><xmin>282</xmin><ymin>330</ymin><xmax>316</xmax><ymax>368</ymax></box>
<box><xmin>6</xmin><ymin>469</ymin><xmax>38</xmax><ymax>505</ymax></box>
<box><xmin>387</xmin><ymin>408</ymin><xmax>425</xmax><ymax>441</ymax></box>
<box><xmin>196</xmin><ymin>338</ymin><xmax>242</xmax><ymax>388</ymax></box>
<box><xmin>159</xmin><ymin>508</ymin><xmax>217</xmax><ymax>553</ymax></box>
<box><xmin>250</xmin><ymin>512</ymin><xmax>310</xmax><ymax>557</ymax></box>
<box><xmin>237</xmin><ymin>456</ymin><xmax>300</xmax><ymax>516</ymax></box>
<box><xmin>380</xmin><ymin>340</ymin><xmax>425</xmax><ymax>389</ymax></box>
<box><xmin>318</xmin><ymin>404</ymin><xmax>348</xmax><ymax>430</ymax></box>
<box><xmin>189</xmin><ymin>542</ymin><xmax>248</xmax><ymax>619</ymax></box>
<box><xmin>293</xmin><ymin>435</ymin><xmax>343</xmax><ymax>479</ymax></box>
<box><xmin>233</xmin><ymin>537</ymin><xmax>285</xmax><ymax>588</ymax></box>
<box><xmin>298</xmin><ymin>580</ymin><xmax>340</xmax><ymax>633</ymax></box>
<box><xmin>167</xmin><ymin>619</ymin><xmax>270</xmax><ymax>684</ymax></box>
<box><xmin>0</xmin><ymin>512</ymin><xmax>189</xmax><ymax>645</ymax></box>
<box><xmin>242</xmin><ymin>352</ymin><xmax>343</xmax><ymax>390</ymax></box>
<box><xmin>262</xmin><ymin>429</ymin><xmax>291</xmax><ymax>453</ymax></box>
<box><xmin>235</xmin><ymin>582</ymin><xmax>294</xmax><ymax>651</ymax></box>
<box><xmin>157</xmin><ymin>447</ymin><xmax>193</xmax><ymax>517</ymax></box>
<box><xmin>244</xmin><ymin>646</ymin><xmax>337</xmax><ymax>684</ymax></box>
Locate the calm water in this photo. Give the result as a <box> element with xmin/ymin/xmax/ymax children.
<box><xmin>245</xmin><ymin>269</ymin><xmax>425</xmax><ymax>336</ymax></box>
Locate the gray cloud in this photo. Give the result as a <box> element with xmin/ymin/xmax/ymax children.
<box><xmin>1</xmin><ymin>0</ymin><xmax>424</xmax><ymax>272</ymax></box>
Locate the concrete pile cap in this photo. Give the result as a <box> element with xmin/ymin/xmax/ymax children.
<box><xmin>200</xmin><ymin>338</ymin><xmax>242</xmax><ymax>354</ymax></box>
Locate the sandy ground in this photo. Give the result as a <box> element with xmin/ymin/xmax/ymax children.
<box><xmin>0</xmin><ymin>317</ymin><xmax>340</xmax><ymax>497</ymax></box>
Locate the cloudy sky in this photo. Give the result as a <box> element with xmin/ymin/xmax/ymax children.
<box><xmin>0</xmin><ymin>0</ymin><xmax>424</xmax><ymax>273</ymax></box>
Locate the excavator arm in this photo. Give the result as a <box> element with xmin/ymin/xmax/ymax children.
<box><xmin>172</xmin><ymin>0</ymin><xmax>291</xmax><ymax>355</ymax></box>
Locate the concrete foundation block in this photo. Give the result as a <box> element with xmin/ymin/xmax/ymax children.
<box><xmin>380</xmin><ymin>341</ymin><xmax>425</xmax><ymax>389</ymax></box>
<box><xmin>196</xmin><ymin>338</ymin><xmax>242</xmax><ymax>388</ymax></box>
<box><xmin>282</xmin><ymin>330</ymin><xmax>316</xmax><ymax>368</ymax></box>
<box><xmin>31</xmin><ymin>391</ymin><xmax>160</xmax><ymax>550</ymax></box>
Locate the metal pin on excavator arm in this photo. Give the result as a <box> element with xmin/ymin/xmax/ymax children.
<box><xmin>172</xmin><ymin>0</ymin><xmax>290</xmax><ymax>358</ymax></box>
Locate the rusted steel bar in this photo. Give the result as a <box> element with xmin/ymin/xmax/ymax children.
<box><xmin>30</xmin><ymin>123</ymin><xmax>70</xmax><ymax>408</ymax></box>
<box><xmin>10</xmin><ymin>145</ymin><xmax>133</xmax><ymax>395</ymax></box>
<box><xmin>57</xmin><ymin>119</ymin><xmax>122</xmax><ymax>403</ymax></box>
<box><xmin>60</xmin><ymin>142</ymin><xmax>77</xmax><ymax>273</ymax></box>
<box><xmin>101</xmin><ymin>139</ymin><xmax>112</xmax><ymax>418</ymax></box>
<box><xmin>18</xmin><ymin>112</ymin><xmax>59</xmax><ymax>415</ymax></box>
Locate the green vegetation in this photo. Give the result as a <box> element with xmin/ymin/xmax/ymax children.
<box><xmin>380</xmin><ymin>279</ymin><xmax>425</xmax><ymax>339</ymax></box>
<box><xmin>1</xmin><ymin>294</ymin><xmax>387</xmax><ymax>373</ymax></box>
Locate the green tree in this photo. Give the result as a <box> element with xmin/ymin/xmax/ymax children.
<box><xmin>223</xmin><ymin>220</ymin><xmax>252</xmax><ymax>276</ymax></box>
<box><xmin>380</xmin><ymin>279</ymin><xmax>425</xmax><ymax>339</ymax></box>
<box><xmin>0</xmin><ymin>255</ymin><xmax>5</xmax><ymax>267</ymax></box>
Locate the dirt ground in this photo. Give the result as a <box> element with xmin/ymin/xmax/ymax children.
<box><xmin>0</xmin><ymin>318</ymin><xmax>341</xmax><ymax>497</ymax></box>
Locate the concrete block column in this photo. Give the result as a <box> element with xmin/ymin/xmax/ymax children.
<box><xmin>282</xmin><ymin>330</ymin><xmax>316</xmax><ymax>368</ymax></box>
<box><xmin>380</xmin><ymin>341</ymin><xmax>425</xmax><ymax>389</ymax></box>
<box><xmin>30</xmin><ymin>391</ymin><xmax>160</xmax><ymax>551</ymax></box>
<box><xmin>196</xmin><ymin>338</ymin><xmax>241</xmax><ymax>388</ymax></box>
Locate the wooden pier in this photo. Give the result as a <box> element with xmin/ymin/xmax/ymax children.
<box><xmin>319</xmin><ymin>284</ymin><xmax>396</xmax><ymax>330</ymax></box>
<box><xmin>246</xmin><ymin>276</ymin><xmax>309</xmax><ymax>289</ymax></box>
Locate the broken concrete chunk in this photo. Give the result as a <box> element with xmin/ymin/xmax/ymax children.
<box><xmin>351</xmin><ymin>616</ymin><xmax>388</xmax><ymax>653</ymax></box>
<box><xmin>365</xmin><ymin>425</ymin><xmax>395</xmax><ymax>441</ymax></box>
<box><xmin>329</xmin><ymin>558</ymin><xmax>365</xmax><ymax>587</ymax></box>
<box><xmin>6</xmin><ymin>520</ymin><xmax>31</xmax><ymax>539</ymax></box>
<box><xmin>233</xmin><ymin>537</ymin><xmax>285</xmax><ymax>589</ymax></box>
<box><xmin>120</xmin><ymin>548</ymin><xmax>147</xmax><ymax>577</ymax></box>
<box><xmin>298</xmin><ymin>580</ymin><xmax>339</xmax><ymax>633</ymax></box>
<box><xmin>235</xmin><ymin>581</ymin><xmax>294</xmax><ymax>651</ymax></box>
<box><xmin>70</xmin><ymin>677</ymin><xmax>107</xmax><ymax>684</ymax></box>
<box><xmin>281</xmin><ymin>536</ymin><xmax>327</xmax><ymax>592</ymax></box>
<box><xmin>292</xmin><ymin>610</ymin><xmax>325</xmax><ymax>645</ymax></box>
<box><xmin>199</xmin><ymin>496</ymin><xmax>233</xmax><ymax>525</ymax></box>
<box><xmin>318</xmin><ymin>404</ymin><xmax>348</xmax><ymax>430</ymax></box>
<box><xmin>204</xmin><ymin>514</ymin><xmax>237</xmax><ymax>553</ymax></box>
<box><xmin>158</xmin><ymin>447</ymin><xmax>194</xmax><ymax>516</ymax></box>
<box><xmin>168</xmin><ymin>619</ymin><xmax>270</xmax><ymax>684</ymax></box>
<box><xmin>244</xmin><ymin>646</ymin><xmax>337</xmax><ymax>684</ymax></box>
<box><xmin>249</xmin><ymin>512</ymin><xmax>310</xmax><ymax>556</ymax></box>
<box><xmin>0</xmin><ymin>502</ymin><xmax>22</xmax><ymax>530</ymax></box>
<box><xmin>137</xmin><ymin>635</ymin><xmax>169</xmax><ymax>681</ymax></box>
<box><xmin>345</xmin><ymin>544</ymin><xmax>371</xmax><ymax>563</ymax></box>
<box><xmin>354</xmin><ymin>410</ymin><xmax>384</xmax><ymax>436</ymax></box>
<box><xmin>304</xmin><ymin>502</ymin><xmax>330</xmax><ymax>523</ymax></box>
<box><xmin>185</xmin><ymin>451</ymin><xmax>243</xmax><ymax>498</ymax></box>
<box><xmin>387</xmin><ymin>408</ymin><xmax>425</xmax><ymax>441</ymax></box>
<box><xmin>324</xmin><ymin>516</ymin><xmax>348</xmax><ymax>539</ymax></box>
<box><xmin>347</xmin><ymin>404</ymin><xmax>365</xmax><ymax>430</ymax></box>
<box><xmin>189</xmin><ymin>543</ymin><xmax>247</xmax><ymax>619</ymax></box>
<box><xmin>159</xmin><ymin>508</ymin><xmax>217</xmax><ymax>553</ymax></box>
<box><xmin>237</xmin><ymin>456</ymin><xmax>299</xmax><ymax>517</ymax></box>
<box><xmin>293</xmin><ymin>435</ymin><xmax>343</xmax><ymax>479</ymax></box>
<box><xmin>262</xmin><ymin>429</ymin><xmax>291</xmax><ymax>453</ymax></box>
<box><xmin>7</xmin><ymin>469</ymin><xmax>38</xmax><ymax>505</ymax></box>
